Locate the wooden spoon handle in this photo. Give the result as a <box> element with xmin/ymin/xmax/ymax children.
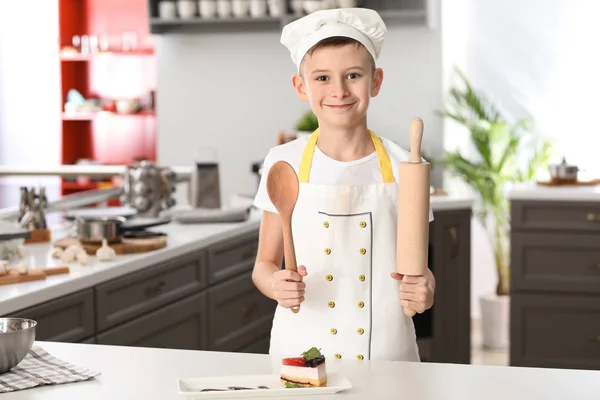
<box><xmin>409</xmin><ymin>118</ymin><xmax>424</xmax><ymax>164</ymax></box>
<box><xmin>282</xmin><ymin>220</ymin><xmax>301</xmax><ymax>314</ymax></box>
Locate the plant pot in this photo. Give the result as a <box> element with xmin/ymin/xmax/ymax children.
<box><xmin>479</xmin><ymin>293</ymin><xmax>510</xmax><ymax>349</ymax></box>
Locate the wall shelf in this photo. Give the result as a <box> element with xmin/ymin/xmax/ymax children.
<box><xmin>60</xmin><ymin>49</ymin><xmax>155</xmax><ymax>62</ymax></box>
<box><xmin>62</xmin><ymin>111</ymin><xmax>156</xmax><ymax>121</ymax></box>
<box><xmin>148</xmin><ymin>0</ymin><xmax>434</xmax><ymax>34</ymax></box>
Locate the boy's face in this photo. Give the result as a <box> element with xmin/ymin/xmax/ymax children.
<box><xmin>292</xmin><ymin>44</ymin><xmax>383</xmax><ymax>130</ymax></box>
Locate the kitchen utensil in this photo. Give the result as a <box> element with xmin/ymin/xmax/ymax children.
<box><xmin>0</xmin><ymin>318</ymin><xmax>36</xmax><ymax>374</ymax></box>
<box><xmin>548</xmin><ymin>157</ymin><xmax>579</xmax><ymax>182</ymax></box>
<box><xmin>396</xmin><ymin>118</ymin><xmax>431</xmax><ymax>317</ymax></box>
<box><xmin>0</xmin><ymin>266</ymin><xmax>70</xmax><ymax>286</ymax></box>
<box><xmin>74</xmin><ymin>216</ymin><xmax>171</xmax><ymax>244</ymax></box>
<box><xmin>121</xmin><ymin>161</ymin><xmax>177</xmax><ymax>218</ymax></box>
<box><xmin>266</xmin><ymin>161</ymin><xmax>301</xmax><ymax>314</ymax></box>
<box><xmin>537</xmin><ymin>178</ymin><xmax>600</xmax><ymax>187</ymax></box>
<box><xmin>54</xmin><ymin>237</ymin><xmax>167</xmax><ymax>255</ymax></box>
<box><xmin>63</xmin><ymin>206</ymin><xmax>137</xmax><ymax>221</ymax></box>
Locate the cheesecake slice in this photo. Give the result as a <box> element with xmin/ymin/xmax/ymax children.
<box><xmin>281</xmin><ymin>347</ymin><xmax>327</xmax><ymax>388</ymax></box>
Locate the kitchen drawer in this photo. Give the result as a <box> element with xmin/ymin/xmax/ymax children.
<box><xmin>510</xmin><ymin>293</ymin><xmax>600</xmax><ymax>370</ymax></box>
<box><xmin>511</xmin><ymin>232</ymin><xmax>600</xmax><ymax>295</ymax></box>
<box><xmin>7</xmin><ymin>289</ymin><xmax>94</xmax><ymax>342</ymax></box>
<box><xmin>207</xmin><ymin>271</ymin><xmax>276</xmax><ymax>352</ymax></box>
<box><xmin>511</xmin><ymin>200</ymin><xmax>600</xmax><ymax>233</ymax></box>
<box><xmin>207</xmin><ymin>231</ymin><xmax>258</xmax><ymax>284</ymax></box>
<box><xmin>95</xmin><ymin>251</ymin><xmax>207</xmax><ymax>331</ymax></box>
<box><xmin>96</xmin><ymin>291</ymin><xmax>208</xmax><ymax>350</ymax></box>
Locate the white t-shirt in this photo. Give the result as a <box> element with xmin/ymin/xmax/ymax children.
<box><xmin>253</xmin><ymin>135</ymin><xmax>434</xmax><ymax>222</ymax></box>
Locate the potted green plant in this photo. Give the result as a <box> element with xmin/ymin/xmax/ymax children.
<box><xmin>296</xmin><ymin>110</ymin><xmax>319</xmax><ymax>137</ymax></box>
<box><xmin>436</xmin><ymin>68</ymin><xmax>553</xmax><ymax>349</ymax></box>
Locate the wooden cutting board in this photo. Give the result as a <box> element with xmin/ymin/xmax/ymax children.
<box><xmin>537</xmin><ymin>178</ymin><xmax>600</xmax><ymax>187</ymax></box>
<box><xmin>0</xmin><ymin>266</ymin><xmax>70</xmax><ymax>286</ymax></box>
<box><xmin>53</xmin><ymin>237</ymin><xmax>167</xmax><ymax>255</ymax></box>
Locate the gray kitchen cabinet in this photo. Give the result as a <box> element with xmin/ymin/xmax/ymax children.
<box><xmin>6</xmin><ymin>289</ymin><xmax>95</xmax><ymax>343</ymax></box>
<box><xmin>207</xmin><ymin>271</ymin><xmax>276</xmax><ymax>353</ymax></box>
<box><xmin>94</xmin><ymin>250</ymin><xmax>207</xmax><ymax>331</ymax></box>
<box><xmin>96</xmin><ymin>292</ymin><xmax>208</xmax><ymax>350</ymax></box>
<box><xmin>418</xmin><ymin>208</ymin><xmax>472</xmax><ymax>364</ymax></box>
<box><xmin>510</xmin><ymin>199</ymin><xmax>600</xmax><ymax>370</ymax></box>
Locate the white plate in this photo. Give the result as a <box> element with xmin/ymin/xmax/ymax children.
<box><xmin>177</xmin><ymin>373</ymin><xmax>352</xmax><ymax>398</ymax></box>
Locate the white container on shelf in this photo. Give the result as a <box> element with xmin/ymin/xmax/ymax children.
<box><xmin>250</xmin><ymin>0</ymin><xmax>267</xmax><ymax>18</ymax></box>
<box><xmin>198</xmin><ymin>0</ymin><xmax>217</xmax><ymax>18</ymax></box>
<box><xmin>177</xmin><ymin>0</ymin><xmax>197</xmax><ymax>19</ymax></box>
<box><xmin>232</xmin><ymin>0</ymin><xmax>250</xmax><ymax>18</ymax></box>
<box><xmin>158</xmin><ymin>0</ymin><xmax>177</xmax><ymax>19</ymax></box>
<box><xmin>216</xmin><ymin>0</ymin><xmax>232</xmax><ymax>18</ymax></box>
<box><xmin>290</xmin><ymin>0</ymin><xmax>303</xmax><ymax>15</ymax></box>
<box><xmin>303</xmin><ymin>0</ymin><xmax>326</xmax><ymax>14</ymax></box>
<box><xmin>267</xmin><ymin>0</ymin><xmax>283</xmax><ymax>17</ymax></box>
<box><xmin>337</xmin><ymin>0</ymin><xmax>357</xmax><ymax>7</ymax></box>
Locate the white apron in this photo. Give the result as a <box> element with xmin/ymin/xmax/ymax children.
<box><xmin>268</xmin><ymin>129</ymin><xmax>420</xmax><ymax>362</ymax></box>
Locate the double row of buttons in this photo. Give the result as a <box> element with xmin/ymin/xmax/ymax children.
<box><xmin>332</xmin><ymin>353</ymin><xmax>365</xmax><ymax>360</ymax></box>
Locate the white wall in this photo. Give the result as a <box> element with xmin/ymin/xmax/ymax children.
<box><xmin>0</xmin><ymin>0</ymin><xmax>62</xmax><ymax>208</ymax></box>
<box><xmin>156</xmin><ymin>2</ymin><xmax>444</xmax><ymax>206</ymax></box>
<box><xmin>441</xmin><ymin>0</ymin><xmax>600</xmax><ymax>317</ymax></box>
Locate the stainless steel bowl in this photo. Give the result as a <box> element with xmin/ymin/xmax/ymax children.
<box><xmin>0</xmin><ymin>318</ymin><xmax>36</xmax><ymax>374</ymax></box>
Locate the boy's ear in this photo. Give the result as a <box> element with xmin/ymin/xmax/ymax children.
<box><xmin>370</xmin><ymin>68</ymin><xmax>384</xmax><ymax>97</ymax></box>
<box><xmin>292</xmin><ymin>74</ymin><xmax>309</xmax><ymax>102</ymax></box>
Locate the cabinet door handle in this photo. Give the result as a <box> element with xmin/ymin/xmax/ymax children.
<box><xmin>586</xmin><ymin>213</ymin><xmax>600</xmax><ymax>221</ymax></box>
<box><xmin>591</xmin><ymin>335</ymin><xmax>600</xmax><ymax>343</ymax></box>
<box><xmin>591</xmin><ymin>263</ymin><xmax>600</xmax><ymax>271</ymax></box>
<box><xmin>448</xmin><ymin>227</ymin><xmax>459</xmax><ymax>259</ymax></box>
<box><xmin>145</xmin><ymin>281</ymin><xmax>166</xmax><ymax>297</ymax></box>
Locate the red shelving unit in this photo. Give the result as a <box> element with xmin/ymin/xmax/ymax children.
<box><xmin>58</xmin><ymin>0</ymin><xmax>157</xmax><ymax>201</ymax></box>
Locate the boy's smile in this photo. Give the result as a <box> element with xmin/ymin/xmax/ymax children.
<box><xmin>292</xmin><ymin>43</ymin><xmax>383</xmax><ymax>130</ymax></box>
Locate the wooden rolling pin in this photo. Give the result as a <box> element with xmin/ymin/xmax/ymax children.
<box><xmin>396</xmin><ymin>118</ymin><xmax>431</xmax><ymax>317</ymax></box>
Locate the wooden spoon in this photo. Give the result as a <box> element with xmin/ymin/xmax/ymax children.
<box><xmin>266</xmin><ymin>161</ymin><xmax>301</xmax><ymax>313</ymax></box>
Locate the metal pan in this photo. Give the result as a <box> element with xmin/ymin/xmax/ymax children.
<box><xmin>75</xmin><ymin>216</ymin><xmax>170</xmax><ymax>243</ymax></box>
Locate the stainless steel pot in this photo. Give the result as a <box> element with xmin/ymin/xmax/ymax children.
<box><xmin>75</xmin><ymin>216</ymin><xmax>171</xmax><ymax>244</ymax></box>
<box><xmin>549</xmin><ymin>157</ymin><xmax>579</xmax><ymax>182</ymax></box>
<box><xmin>76</xmin><ymin>216</ymin><xmax>126</xmax><ymax>243</ymax></box>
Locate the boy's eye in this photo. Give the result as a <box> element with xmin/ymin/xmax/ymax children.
<box><xmin>347</xmin><ymin>73</ymin><xmax>361</xmax><ymax>79</ymax></box>
<box><xmin>316</xmin><ymin>76</ymin><xmax>328</xmax><ymax>81</ymax></box>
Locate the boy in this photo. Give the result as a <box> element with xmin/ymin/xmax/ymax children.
<box><xmin>252</xmin><ymin>8</ymin><xmax>435</xmax><ymax>362</ymax></box>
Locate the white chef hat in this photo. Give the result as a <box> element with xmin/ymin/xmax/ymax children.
<box><xmin>280</xmin><ymin>8</ymin><xmax>387</xmax><ymax>72</ymax></box>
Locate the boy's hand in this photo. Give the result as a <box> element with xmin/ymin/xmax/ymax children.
<box><xmin>271</xmin><ymin>266</ymin><xmax>308</xmax><ymax>309</ymax></box>
<box><xmin>390</xmin><ymin>268</ymin><xmax>435</xmax><ymax>314</ymax></box>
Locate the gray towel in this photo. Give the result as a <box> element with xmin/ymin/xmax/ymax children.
<box><xmin>0</xmin><ymin>345</ymin><xmax>100</xmax><ymax>393</ymax></box>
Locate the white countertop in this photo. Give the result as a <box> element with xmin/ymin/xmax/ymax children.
<box><xmin>0</xmin><ymin>195</ymin><xmax>471</xmax><ymax>316</ymax></box>
<box><xmin>507</xmin><ymin>182</ymin><xmax>600</xmax><ymax>202</ymax></box>
<box><xmin>0</xmin><ymin>216</ymin><xmax>261</xmax><ymax>316</ymax></box>
<box><xmin>2</xmin><ymin>341</ymin><xmax>598</xmax><ymax>399</ymax></box>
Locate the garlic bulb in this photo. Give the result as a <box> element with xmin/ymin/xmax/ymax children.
<box><xmin>51</xmin><ymin>247</ymin><xmax>64</xmax><ymax>259</ymax></box>
<box><xmin>66</xmin><ymin>244</ymin><xmax>85</xmax><ymax>256</ymax></box>
<box><xmin>60</xmin><ymin>247</ymin><xmax>77</xmax><ymax>263</ymax></box>
<box><xmin>17</xmin><ymin>261</ymin><xmax>28</xmax><ymax>275</ymax></box>
<box><xmin>76</xmin><ymin>251</ymin><xmax>89</xmax><ymax>266</ymax></box>
<box><xmin>96</xmin><ymin>239</ymin><xmax>116</xmax><ymax>262</ymax></box>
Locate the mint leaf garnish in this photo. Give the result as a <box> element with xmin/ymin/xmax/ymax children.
<box><xmin>301</xmin><ymin>347</ymin><xmax>322</xmax><ymax>360</ymax></box>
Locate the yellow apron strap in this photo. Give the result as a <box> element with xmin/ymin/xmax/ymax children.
<box><xmin>368</xmin><ymin>130</ymin><xmax>395</xmax><ymax>183</ymax></box>
<box><xmin>298</xmin><ymin>128</ymin><xmax>395</xmax><ymax>183</ymax></box>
